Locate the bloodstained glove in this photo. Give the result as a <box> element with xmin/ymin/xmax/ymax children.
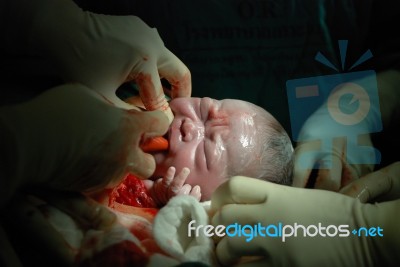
<box><xmin>340</xmin><ymin>162</ymin><xmax>400</xmax><ymax>203</ymax></box>
<box><xmin>0</xmin><ymin>83</ymin><xmax>169</xmax><ymax>208</ymax></box>
<box><xmin>3</xmin><ymin>0</ymin><xmax>192</xmax><ymax>122</ymax></box>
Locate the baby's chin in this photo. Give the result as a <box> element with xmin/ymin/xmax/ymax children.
<box><xmin>200</xmin><ymin>192</ymin><xmax>212</xmax><ymax>202</ymax></box>
<box><xmin>152</xmin><ymin>151</ymin><xmax>166</xmax><ymax>165</ymax></box>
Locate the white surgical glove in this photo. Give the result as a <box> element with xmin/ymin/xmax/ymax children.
<box><xmin>211</xmin><ymin>176</ymin><xmax>399</xmax><ymax>267</ymax></box>
<box><xmin>3</xmin><ymin>0</ymin><xmax>192</xmax><ymax>122</ymax></box>
<box><xmin>0</xmin><ymin>83</ymin><xmax>169</xmax><ymax>208</ymax></box>
<box><xmin>2</xmin><ymin>191</ymin><xmax>118</xmax><ymax>266</ymax></box>
<box><xmin>292</xmin><ymin>75</ymin><xmax>382</xmax><ymax>190</ymax></box>
<box><xmin>340</xmin><ymin>162</ymin><xmax>400</xmax><ymax>203</ymax></box>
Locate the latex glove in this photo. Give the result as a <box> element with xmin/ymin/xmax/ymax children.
<box><xmin>0</xmin><ymin>83</ymin><xmax>169</xmax><ymax>208</ymax></box>
<box><xmin>211</xmin><ymin>176</ymin><xmax>399</xmax><ymax>267</ymax></box>
<box><xmin>4</xmin><ymin>0</ymin><xmax>192</xmax><ymax>122</ymax></box>
<box><xmin>292</xmin><ymin>76</ymin><xmax>382</xmax><ymax>190</ymax></box>
<box><xmin>145</xmin><ymin>167</ymin><xmax>201</xmax><ymax>206</ymax></box>
<box><xmin>2</xmin><ymin>190</ymin><xmax>117</xmax><ymax>266</ymax></box>
<box><xmin>340</xmin><ymin>162</ymin><xmax>400</xmax><ymax>203</ymax></box>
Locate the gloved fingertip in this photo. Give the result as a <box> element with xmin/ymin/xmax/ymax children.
<box><xmin>339</xmin><ymin>183</ymin><xmax>360</xmax><ymax>198</ymax></box>
<box><xmin>170</xmin><ymin>71</ymin><xmax>192</xmax><ymax>98</ymax></box>
<box><xmin>141</xmin><ymin>109</ymin><xmax>170</xmax><ymax>136</ymax></box>
<box><xmin>291</xmin><ymin>178</ymin><xmax>307</xmax><ymax>188</ymax></box>
<box><xmin>181</xmin><ymin>167</ymin><xmax>190</xmax><ymax>176</ymax></box>
<box><xmin>315</xmin><ymin>177</ymin><xmax>341</xmax><ymax>191</ymax></box>
<box><xmin>215</xmin><ymin>238</ymin><xmax>239</xmax><ymax>267</ymax></box>
<box><xmin>292</xmin><ymin>167</ymin><xmax>311</xmax><ymax>187</ymax></box>
<box><xmin>163</xmin><ymin>106</ymin><xmax>174</xmax><ymax>124</ymax></box>
<box><xmin>96</xmin><ymin>206</ymin><xmax>118</xmax><ymax>230</ymax></box>
<box><xmin>210</xmin><ymin>210</ymin><xmax>221</xmax><ymax>226</ymax></box>
<box><xmin>356</xmin><ymin>188</ymin><xmax>370</xmax><ymax>203</ymax></box>
<box><xmin>127</xmin><ymin>152</ymin><xmax>156</xmax><ymax>179</ymax></box>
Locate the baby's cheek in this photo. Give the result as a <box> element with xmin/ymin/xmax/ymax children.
<box><xmin>227</xmin><ymin>144</ymin><xmax>260</xmax><ymax>178</ymax></box>
<box><xmin>201</xmin><ymin>179</ymin><xmax>227</xmax><ymax>201</ymax></box>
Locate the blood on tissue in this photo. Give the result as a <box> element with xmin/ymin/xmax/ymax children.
<box><xmin>108</xmin><ymin>173</ymin><xmax>157</xmax><ymax>210</ymax></box>
<box><xmin>108</xmin><ymin>137</ymin><xmax>168</xmax><ymax>210</ymax></box>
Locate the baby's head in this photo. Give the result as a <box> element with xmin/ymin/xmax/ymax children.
<box><xmin>152</xmin><ymin>97</ymin><xmax>294</xmax><ymax>200</ymax></box>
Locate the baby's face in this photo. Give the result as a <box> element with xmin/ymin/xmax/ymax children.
<box><xmin>152</xmin><ymin>97</ymin><xmax>261</xmax><ymax>200</ymax></box>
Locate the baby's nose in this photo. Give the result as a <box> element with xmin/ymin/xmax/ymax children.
<box><xmin>182</xmin><ymin>119</ymin><xmax>204</xmax><ymax>142</ymax></box>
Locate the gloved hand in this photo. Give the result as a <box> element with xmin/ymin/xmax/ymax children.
<box><xmin>2</xmin><ymin>190</ymin><xmax>118</xmax><ymax>266</ymax></box>
<box><xmin>292</xmin><ymin>76</ymin><xmax>382</xmax><ymax>190</ymax></box>
<box><xmin>4</xmin><ymin>0</ymin><xmax>192</xmax><ymax>122</ymax></box>
<box><xmin>211</xmin><ymin>176</ymin><xmax>399</xmax><ymax>267</ymax></box>
<box><xmin>0</xmin><ymin>83</ymin><xmax>169</xmax><ymax>208</ymax></box>
<box><xmin>340</xmin><ymin>162</ymin><xmax>400</xmax><ymax>203</ymax></box>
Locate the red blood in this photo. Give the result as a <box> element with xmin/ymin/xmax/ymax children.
<box><xmin>109</xmin><ymin>174</ymin><xmax>157</xmax><ymax>208</ymax></box>
<box><xmin>171</xmin><ymin>71</ymin><xmax>192</xmax><ymax>98</ymax></box>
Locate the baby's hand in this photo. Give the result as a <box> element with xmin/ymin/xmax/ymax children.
<box><xmin>147</xmin><ymin>167</ymin><xmax>201</xmax><ymax>206</ymax></box>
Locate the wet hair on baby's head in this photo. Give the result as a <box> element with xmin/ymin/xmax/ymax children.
<box><xmin>228</xmin><ymin>101</ymin><xmax>294</xmax><ymax>186</ymax></box>
<box><xmin>256</xmin><ymin>117</ymin><xmax>294</xmax><ymax>186</ymax></box>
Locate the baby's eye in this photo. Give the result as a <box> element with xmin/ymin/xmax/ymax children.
<box><xmin>204</xmin><ymin>135</ymin><xmax>225</xmax><ymax>170</ymax></box>
<box><xmin>203</xmin><ymin>139</ymin><xmax>211</xmax><ymax>168</ymax></box>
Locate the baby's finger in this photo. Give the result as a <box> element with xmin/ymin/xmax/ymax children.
<box><xmin>176</xmin><ymin>184</ymin><xmax>192</xmax><ymax>195</ymax></box>
<box><xmin>189</xmin><ymin>185</ymin><xmax>201</xmax><ymax>201</ymax></box>
<box><xmin>162</xmin><ymin>166</ymin><xmax>176</xmax><ymax>187</ymax></box>
<box><xmin>170</xmin><ymin>167</ymin><xmax>190</xmax><ymax>193</ymax></box>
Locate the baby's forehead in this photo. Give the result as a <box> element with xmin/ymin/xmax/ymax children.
<box><xmin>224</xmin><ymin>100</ymin><xmax>278</xmax><ymax>152</ymax></box>
<box><xmin>220</xmin><ymin>99</ymin><xmax>275</xmax><ymax>126</ymax></box>
<box><xmin>219</xmin><ymin>99</ymin><xmax>257</xmax><ymax>114</ymax></box>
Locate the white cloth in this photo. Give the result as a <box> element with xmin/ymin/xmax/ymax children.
<box><xmin>153</xmin><ymin>196</ymin><xmax>215</xmax><ymax>266</ymax></box>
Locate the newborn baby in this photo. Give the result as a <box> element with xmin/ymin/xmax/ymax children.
<box><xmin>144</xmin><ymin>97</ymin><xmax>294</xmax><ymax>205</ymax></box>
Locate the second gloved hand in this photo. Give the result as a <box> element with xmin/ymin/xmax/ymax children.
<box><xmin>5</xmin><ymin>0</ymin><xmax>192</xmax><ymax>122</ymax></box>
<box><xmin>0</xmin><ymin>84</ymin><xmax>169</xmax><ymax>207</ymax></box>
<box><xmin>293</xmin><ymin>77</ymin><xmax>382</xmax><ymax>190</ymax></box>
<box><xmin>340</xmin><ymin>162</ymin><xmax>400</xmax><ymax>203</ymax></box>
<box><xmin>211</xmin><ymin>176</ymin><xmax>398</xmax><ymax>267</ymax></box>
